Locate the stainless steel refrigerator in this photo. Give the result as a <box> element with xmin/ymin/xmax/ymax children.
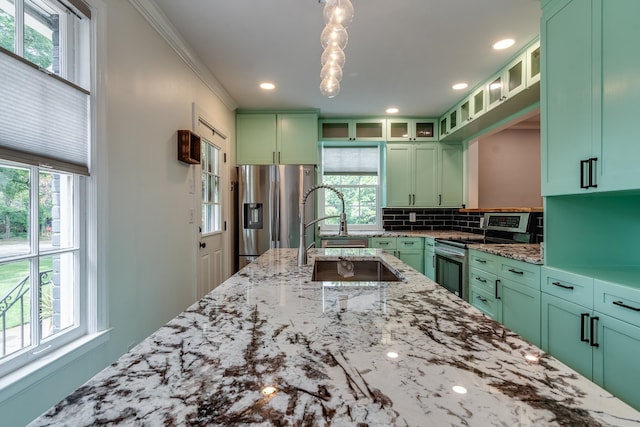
<box><xmin>237</xmin><ymin>164</ymin><xmax>316</xmax><ymax>269</ymax></box>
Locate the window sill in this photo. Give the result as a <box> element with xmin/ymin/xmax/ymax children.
<box><xmin>0</xmin><ymin>329</ymin><xmax>112</xmax><ymax>401</ymax></box>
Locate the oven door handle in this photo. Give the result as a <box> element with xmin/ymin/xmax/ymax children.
<box><xmin>435</xmin><ymin>248</ymin><xmax>465</xmax><ymax>258</ymax></box>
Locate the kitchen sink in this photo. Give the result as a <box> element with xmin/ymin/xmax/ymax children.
<box><xmin>312</xmin><ymin>259</ymin><xmax>402</xmax><ymax>282</ymax></box>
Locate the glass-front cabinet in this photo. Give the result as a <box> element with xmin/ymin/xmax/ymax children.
<box><xmin>386</xmin><ymin>118</ymin><xmax>436</xmax><ymax>141</ymax></box>
<box><xmin>526</xmin><ymin>40</ymin><xmax>541</xmax><ymax>86</ymax></box>
<box><xmin>487</xmin><ymin>54</ymin><xmax>527</xmax><ymax>112</ymax></box>
<box><xmin>319</xmin><ymin>118</ymin><xmax>386</xmax><ymax>141</ymax></box>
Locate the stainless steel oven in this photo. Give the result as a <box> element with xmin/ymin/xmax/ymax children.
<box><xmin>434</xmin><ymin>212</ymin><xmax>536</xmax><ymax>302</ymax></box>
<box><xmin>435</xmin><ymin>240</ymin><xmax>469</xmax><ymax>301</ymax></box>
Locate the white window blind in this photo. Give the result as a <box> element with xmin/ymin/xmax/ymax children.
<box><xmin>323</xmin><ymin>146</ymin><xmax>379</xmax><ymax>174</ymax></box>
<box><xmin>0</xmin><ymin>49</ymin><xmax>90</xmax><ymax>175</ymax></box>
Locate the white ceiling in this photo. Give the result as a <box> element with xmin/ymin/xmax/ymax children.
<box><xmin>151</xmin><ymin>0</ymin><xmax>541</xmax><ymax>118</ymax></box>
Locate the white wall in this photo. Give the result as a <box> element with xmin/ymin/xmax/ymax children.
<box><xmin>0</xmin><ymin>1</ymin><xmax>235</xmax><ymax>424</ymax></box>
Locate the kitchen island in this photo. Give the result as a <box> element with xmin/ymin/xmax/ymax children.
<box><xmin>30</xmin><ymin>249</ymin><xmax>640</xmax><ymax>426</ymax></box>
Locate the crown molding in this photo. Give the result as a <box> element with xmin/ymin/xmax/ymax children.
<box><xmin>128</xmin><ymin>0</ymin><xmax>238</xmax><ymax>111</ymax></box>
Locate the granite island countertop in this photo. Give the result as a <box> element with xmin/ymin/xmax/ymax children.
<box><xmin>30</xmin><ymin>248</ymin><xmax>639</xmax><ymax>426</ymax></box>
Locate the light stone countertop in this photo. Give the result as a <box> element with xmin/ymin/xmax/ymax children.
<box><xmin>320</xmin><ymin>229</ymin><xmax>485</xmax><ymax>240</ymax></box>
<box><xmin>468</xmin><ymin>243</ymin><xmax>544</xmax><ymax>264</ymax></box>
<box><xmin>30</xmin><ymin>248</ymin><xmax>639</xmax><ymax>426</ymax></box>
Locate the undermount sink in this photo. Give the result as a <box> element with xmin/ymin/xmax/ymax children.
<box><xmin>312</xmin><ymin>259</ymin><xmax>402</xmax><ymax>282</ymax></box>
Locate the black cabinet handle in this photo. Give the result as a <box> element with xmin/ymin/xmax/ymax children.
<box><xmin>475</xmin><ymin>277</ymin><xmax>487</xmax><ymax>283</ymax></box>
<box><xmin>508</xmin><ymin>268</ymin><xmax>524</xmax><ymax>275</ymax></box>
<box><xmin>588</xmin><ymin>157</ymin><xmax>598</xmax><ymax>188</ymax></box>
<box><xmin>476</xmin><ymin>295</ymin><xmax>488</xmax><ymax>303</ymax></box>
<box><xmin>438</xmin><ymin>194</ymin><xmax>442</xmax><ymax>206</ymax></box>
<box><xmin>580</xmin><ymin>159</ymin><xmax>589</xmax><ymax>189</ymax></box>
<box><xmin>590</xmin><ymin>316</ymin><xmax>599</xmax><ymax>347</ymax></box>
<box><xmin>412</xmin><ymin>194</ymin><xmax>416</xmax><ymax>205</ymax></box>
<box><xmin>580</xmin><ymin>313</ymin><xmax>590</xmax><ymax>343</ymax></box>
<box><xmin>476</xmin><ymin>259</ymin><xmax>487</xmax><ymax>263</ymax></box>
<box><xmin>408</xmin><ymin>194</ymin><xmax>412</xmax><ymax>205</ymax></box>
<box><xmin>552</xmin><ymin>281</ymin><xmax>574</xmax><ymax>290</ymax></box>
<box><xmin>613</xmin><ymin>300</ymin><xmax>640</xmax><ymax>312</ymax></box>
<box><xmin>495</xmin><ymin>279</ymin><xmax>501</xmax><ymax>300</ymax></box>
<box><xmin>199</xmin><ymin>242</ymin><xmax>206</xmax><ymax>248</ymax></box>
<box><xmin>404</xmin><ymin>241</ymin><xmax>415</xmax><ymax>245</ymax></box>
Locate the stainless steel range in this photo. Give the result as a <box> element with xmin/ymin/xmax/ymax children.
<box><xmin>434</xmin><ymin>212</ymin><xmax>536</xmax><ymax>301</ymax></box>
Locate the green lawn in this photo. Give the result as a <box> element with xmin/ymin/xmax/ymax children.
<box><xmin>0</xmin><ymin>257</ymin><xmax>54</xmax><ymax>329</ymax></box>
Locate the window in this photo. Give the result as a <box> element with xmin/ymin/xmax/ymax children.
<box><xmin>201</xmin><ymin>140</ymin><xmax>221</xmax><ymax>234</ymax></box>
<box><xmin>320</xmin><ymin>145</ymin><xmax>381</xmax><ymax>230</ymax></box>
<box><xmin>0</xmin><ymin>0</ymin><xmax>91</xmax><ymax>377</ymax></box>
<box><xmin>0</xmin><ymin>0</ymin><xmax>90</xmax><ymax>88</ymax></box>
<box><xmin>0</xmin><ymin>162</ymin><xmax>83</xmax><ymax>374</ymax></box>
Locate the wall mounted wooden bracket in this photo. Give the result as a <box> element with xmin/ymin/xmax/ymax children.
<box><xmin>177</xmin><ymin>130</ymin><xmax>201</xmax><ymax>164</ymax></box>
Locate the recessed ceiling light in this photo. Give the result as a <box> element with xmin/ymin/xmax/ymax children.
<box><xmin>259</xmin><ymin>82</ymin><xmax>275</xmax><ymax>90</ymax></box>
<box><xmin>386</xmin><ymin>351</ymin><xmax>399</xmax><ymax>358</ymax></box>
<box><xmin>492</xmin><ymin>39</ymin><xmax>515</xmax><ymax>50</ymax></box>
<box><xmin>452</xmin><ymin>83</ymin><xmax>468</xmax><ymax>90</ymax></box>
<box><xmin>386</xmin><ymin>107</ymin><xmax>399</xmax><ymax>114</ymax></box>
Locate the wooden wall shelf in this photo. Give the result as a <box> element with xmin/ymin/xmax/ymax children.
<box><xmin>177</xmin><ymin>130</ymin><xmax>201</xmax><ymax>164</ymax></box>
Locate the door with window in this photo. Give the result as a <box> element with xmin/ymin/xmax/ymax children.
<box><xmin>196</xmin><ymin>119</ymin><xmax>228</xmax><ymax>299</ymax></box>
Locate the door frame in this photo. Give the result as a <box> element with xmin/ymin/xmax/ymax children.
<box><xmin>192</xmin><ymin>103</ymin><xmax>231</xmax><ymax>300</ymax></box>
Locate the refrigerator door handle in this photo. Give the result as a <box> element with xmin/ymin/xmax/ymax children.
<box><xmin>271</xmin><ymin>180</ymin><xmax>279</xmax><ymax>243</ymax></box>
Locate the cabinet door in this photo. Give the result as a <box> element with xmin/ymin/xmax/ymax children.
<box><xmin>277</xmin><ymin>114</ymin><xmax>318</xmax><ymax>165</ymax></box>
<box><xmin>413</xmin><ymin>144</ymin><xmax>438</xmax><ymax>207</ymax></box>
<box><xmin>236</xmin><ymin>114</ymin><xmax>277</xmax><ymax>164</ymax></box>
<box><xmin>438</xmin><ymin>144</ymin><xmax>462</xmax><ymax>207</ymax></box>
<box><xmin>499</xmin><ymin>277</ymin><xmax>541</xmax><ymax>346</ymax></box>
<box><xmin>592</xmin><ymin>313</ymin><xmax>640</xmax><ymax>411</ymax></box>
<box><xmin>541</xmin><ymin>293</ymin><xmax>593</xmax><ymax>379</ymax></box>
<box><xmin>370</xmin><ymin>237</ymin><xmax>397</xmax><ymax>253</ymax></box>
<box><xmin>385</xmin><ymin>144</ymin><xmax>413</xmax><ymax>207</ymax></box>
<box><xmin>541</xmin><ymin>0</ymin><xmax>596</xmax><ymax>195</ymax></box>
<box><xmin>599</xmin><ymin>0</ymin><xmax>640</xmax><ymax>192</ymax></box>
<box><xmin>354</xmin><ymin>119</ymin><xmax>386</xmax><ymax>141</ymax></box>
<box><xmin>319</xmin><ymin>119</ymin><xmax>350</xmax><ymax>140</ymax></box>
<box><xmin>505</xmin><ymin>54</ymin><xmax>526</xmax><ymax>98</ymax></box>
<box><xmin>526</xmin><ymin>40</ymin><xmax>541</xmax><ymax>87</ymax></box>
<box><xmin>424</xmin><ymin>247</ymin><xmax>435</xmax><ymax>281</ymax></box>
<box><xmin>398</xmin><ymin>250</ymin><xmax>424</xmax><ymax>274</ymax></box>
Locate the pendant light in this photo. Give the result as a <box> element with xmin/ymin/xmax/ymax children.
<box><xmin>319</xmin><ymin>0</ymin><xmax>353</xmax><ymax>98</ymax></box>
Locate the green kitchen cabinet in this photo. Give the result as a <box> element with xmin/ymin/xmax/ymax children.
<box><xmin>540</xmin><ymin>267</ymin><xmax>640</xmax><ymax>411</ymax></box>
<box><xmin>385</xmin><ymin>143</ymin><xmax>462</xmax><ymax>208</ymax></box>
<box><xmin>525</xmin><ymin>40</ymin><xmax>541</xmax><ymax>87</ymax></box>
<box><xmin>385</xmin><ymin>143</ymin><xmax>438</xmax><ymax>207</ymax></box>
<box><xmin>319</xmin><ymin>118</ymin><xmax>386</xmax><ymax>141</ymax></box>
<box><xmin>469</xmin><ymin>250</ymin><xmax>541</xmax><ymax>346</ymax></box>
<box><xmin>541</xmin><ymin>292</ymin><xmax>594</xmax><ymax>379</ymax></box>
<box><xmin>424</xmin><ymin>238</ymin><xmax>436</xmax><ymax>281</ymax></box>
<box><xmin>486</xmin><ymin>53</ymin><xmax>527</xmax><ymax>113</ymax></box>
<box><xmin>236</xmin><ymin>113</ymin><xmax>318</xmax><ymax>164</ymax></box>
<box><xmin>541</xmin><ymin>0</ymin><xmax>640</xmax><ymax>195</ymax></box>
<box><xmin>438</xmin><ymin>144</ymin><xmax>463</xmax><ymax>207</ymax></box>
<box><xmin>386</xmin><ymin>118</ymin><xmax>437</xmax><ymax>142</ymax></box>
<box><xmin>370</xmin><ymin>237</ymin><xmax>424</xmax><ymax>274</ymax></box>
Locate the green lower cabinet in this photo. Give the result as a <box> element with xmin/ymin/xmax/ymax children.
<box><xmin>592</xmin><ymin>313</ymin><xmax>640</xmax><ymax>411</ymax></box>
<box><xmin>397</xmin><ymin>250</ymin><xmax>424</xmax><ymax>274</ymax></box>
<box><xmin>499</xmin><ymin>277</ymin><xmax>541</xmax><ymax>346</ymax></box>
<box><xmin>541</xmin><ymin>293</ymin><xmax>593</xmax><ymax>379</ymax></box>
<box><xmin>469</xmin><ymin>250</ymin><xmax>541</xmax><ymax>346</ymax></box>
<box><xmin>424</xmin><ymin>238</ymin><xmax>435</xmax><ymax>280</ymax></box>
<box><xmin>542</xmin><ymin>285</ymin><xmax>640</xmax><ymax>411</ymax></box>
<box><xmin>371</xmin><ymin>237</ymin><xmax>424</xmax><ymax>274</ymax></box>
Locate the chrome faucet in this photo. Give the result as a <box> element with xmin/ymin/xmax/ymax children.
<box><xmin>298</xmin><ymin>184</ymin><xmax>348</xmax><ymax>266</ymax></box>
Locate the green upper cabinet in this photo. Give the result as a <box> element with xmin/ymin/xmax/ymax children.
<box><xmin>438</xmin><ymin>144</ymin><xmax>463</xmax><ymax>207</ymax></box>
<box><xmin>386</xmin><ymin>143</ymin><xmax>437</xmax><ymax>207</ymax></box>
<box><xmin>236</xmin><ymin>112</ymin><xmax>318</xmax><ymax>165</ymax></box>
<box><xmin>542</xmin><ymin>0</ymin><xmax>640</xmax><ymax>195</ymax></box>
<box><xmin>385</xmin><ymin>142</ymin><xmax>462</xmax><ymax>208</ymax></box>
<box><xmin>386</xmin><ymin>118</ymin><xmax>437</xmax><ymax>142</ymax></box>
<box><xmin>526</xmin><ymin>40</ymin><xmax>541</xmax><ymax>87</ymax></box>
<box><xmin>319</xmin><ymin>118</ymin><xmax>386</xmax><ymax>141</ymax></box>
<box><xmin>486</xmin><ymin>54</ymin><xmax>527</xmax><ymax>113</ymax></box>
